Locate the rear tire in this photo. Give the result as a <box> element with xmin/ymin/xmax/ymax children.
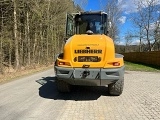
<box><xmin>108</xmin><ymin>77</ymin><xmax>124</xmax><ymax>96</ymax></box>
<box><xmin>56</xmin><ymin>79</ymin><xmax>71</xmax><ymax>92</ymax></box>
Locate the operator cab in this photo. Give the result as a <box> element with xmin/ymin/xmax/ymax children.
<box><xmin>66</xmin><ymin>11</ymin><xmax>108</xmax><ymax>38</ymax></box>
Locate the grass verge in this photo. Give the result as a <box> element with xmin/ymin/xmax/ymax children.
<box><xmin>125</xmin><ymin>61</ymin><xmax>160</xmax><ymax>72</ymax></box>
<box><xmin>0</xmin><ymin>65</ymin><xmax>53</xmax><ymax>84</ymax></box>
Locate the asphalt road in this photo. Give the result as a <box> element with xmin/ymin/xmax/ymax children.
<box><xmin>0</xmin><ymin>69</ymin><xmax>160</xmax><ymax>120</ymax></box>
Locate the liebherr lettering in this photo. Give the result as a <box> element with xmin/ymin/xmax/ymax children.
<box><xmin>74</xmin><ymin>49</ymin><xmax>102</xmax><ymax>54</ymax></box>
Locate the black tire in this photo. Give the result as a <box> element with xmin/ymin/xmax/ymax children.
<box><xmin>56</xmin><ymin>79</ymin><xmax>71</xmax><ymax>92</ymax></box>
<box><xmin>108</xmin><ymin>77</ymin><xmax>124</xmax><ymax>96</ymax></box>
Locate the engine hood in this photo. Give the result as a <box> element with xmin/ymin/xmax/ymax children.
<box><xmin>63</xmin><ymin>34</ymin><xmax>115</xmax><ymax>68</ymax></box>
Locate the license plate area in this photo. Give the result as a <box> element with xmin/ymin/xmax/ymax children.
<box><xmin>78</xmin><ymin>56</ymin><xmax>100</xmax><ymax>62</ymax></box>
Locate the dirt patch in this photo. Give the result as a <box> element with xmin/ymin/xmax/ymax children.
<box><xmin>0</xmin><ymin>65</ymin><xmax>53</xmax><ymax>84</ymax></box>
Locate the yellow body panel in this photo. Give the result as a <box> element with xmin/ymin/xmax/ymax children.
<box><xmin>57</xmin><ymin>34</ymin><xmax>124</xmax><ymax>68</ymax></box>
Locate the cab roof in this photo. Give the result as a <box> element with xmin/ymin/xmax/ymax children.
<box><xmin>72</xmin><ymin>11</ymin><xmax>107</xmax><ymax>16</ymax></box>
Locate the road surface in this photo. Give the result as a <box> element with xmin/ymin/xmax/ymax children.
<box><xmin>0</xmin><ymin>69</ymin><xmax>160</xmax><ymax>120</ymax></box>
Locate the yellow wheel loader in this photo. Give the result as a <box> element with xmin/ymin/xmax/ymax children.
<box><xmin>54</xmin><ymin>11</ymin><xmax>125</xmax><ymax>96</ymax></box>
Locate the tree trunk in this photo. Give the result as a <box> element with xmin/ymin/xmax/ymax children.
<box><xmin>26</xmin><ymin>11</ymin><xmax>31</xmax><ymax>66</ymax></box>
<box><xmin>33</xmin><ymin>32</ymin><xmax>37</xmax><ymax>65</ymax></box>
<box><xmin>0</xmin><ymin>8</ymin><xmax>4</xmax><ymax>74</ymax></box>
<box><xmin>9</xmin><ymin>40</ymin><xmax>12</xmax><ymax>68</ymax></box>
<box><xmin>46</xmin><ymin>0</ymin><xmax>51</xmax><ymax>64</ymax></box>
<box><xmin>139</xmin><ymin>27</ymin><xmax>142</xmax><ymax>52</ymax></box>
<box><xmin>13</xmin><ymin>0</ymin><xmax>20</xmax><ymax>70</ymax></box>
<box><xmin>0</xmin><ymin>37</ymin><xmax>3</xmax><ymax>74</ymax></box>
<box><xmin>40</xmin><ymin>23</ymin><xmax>43</xmax><ymax>64</ymax></box>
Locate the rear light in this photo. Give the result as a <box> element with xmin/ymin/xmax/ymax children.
<box><xmin>58</xmin><ymin>61</ymin><xmax>71</xmax><ymax>66</ymax></box>
<box><xmin>113</xmin><ymin>62</ymin><xmax>120</xmax><ymax>66</ymax></box>
<box><xmin>58</xmin><ymin>62</ymin><xmax>65</xmax><ymax>65</ymax></box>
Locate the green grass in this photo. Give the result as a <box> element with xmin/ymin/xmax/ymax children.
<box><xmin>125</xmin><ymin>61</ymin><xmax>160</xmax><ymax>72</ymax></box>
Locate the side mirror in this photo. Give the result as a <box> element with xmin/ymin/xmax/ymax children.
<box><xmin>64</xmin><ymin>37</ymin><xmax>68</xmax><ymax>43</ymax></box>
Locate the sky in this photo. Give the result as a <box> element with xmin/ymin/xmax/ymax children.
<box><xmin>74</xmin><ymin>0</ymin><xmax>160</xmax><ymax>45</ymax></box>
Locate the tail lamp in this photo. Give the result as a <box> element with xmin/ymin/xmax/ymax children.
<box><xmin>58</xmin><ymin>61</ymin><xmax>71</xmax><ymax>66</ymax></box>
<box><xmin>112</xmin><ymin>62</ymin><xmax>120</xmax><ymax>66</ymax></box>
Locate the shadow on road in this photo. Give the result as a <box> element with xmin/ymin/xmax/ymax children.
<box><xmin>36</xmin><ymin>76</ymin><xmax>110</xmax><ymax>101</ymax></box>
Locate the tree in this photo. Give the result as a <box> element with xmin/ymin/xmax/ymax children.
<box><xmin>74</xmin><ymin>0</ymin><xmax>88</xmax><ymax>10</ymax></box>
<box><xmin>105</xmin><ymin>0</ymin><xmax>122</xmax><ymax>43</ymax></box>
<box><xmin>131</xmin><ymin>0</ymin><xmax>159</xmax><ymax>51</ymax></box>
<box><xmin>123</xmin><ymin>32</ymin><xmax>132</xmax><ymax>52</ymax></box>
<box><xmin>12</xmin><ymin>0</ymin><xmax>20</xmax><ymax>70</ymax></box>
<box><xmin>0</xmin><ymin>0</ymin><xmax>82</xmax><ymax>75</ymax></box>
<box><xmin>153</xmin><ymin>17</ymin><xmax>160</xmax><ymax>50</ymax></box>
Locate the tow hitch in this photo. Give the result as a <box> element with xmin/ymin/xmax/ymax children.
<box><xmin>82</xmin><ymin>70</ymin><xmax>90</xmax><ymax>78</ymax></box>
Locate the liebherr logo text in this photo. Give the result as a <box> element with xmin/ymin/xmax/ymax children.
<box><xmin>74</xmin><ymin>49</ymin><xmax>102</xmax><ymax>54</ymax></box>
